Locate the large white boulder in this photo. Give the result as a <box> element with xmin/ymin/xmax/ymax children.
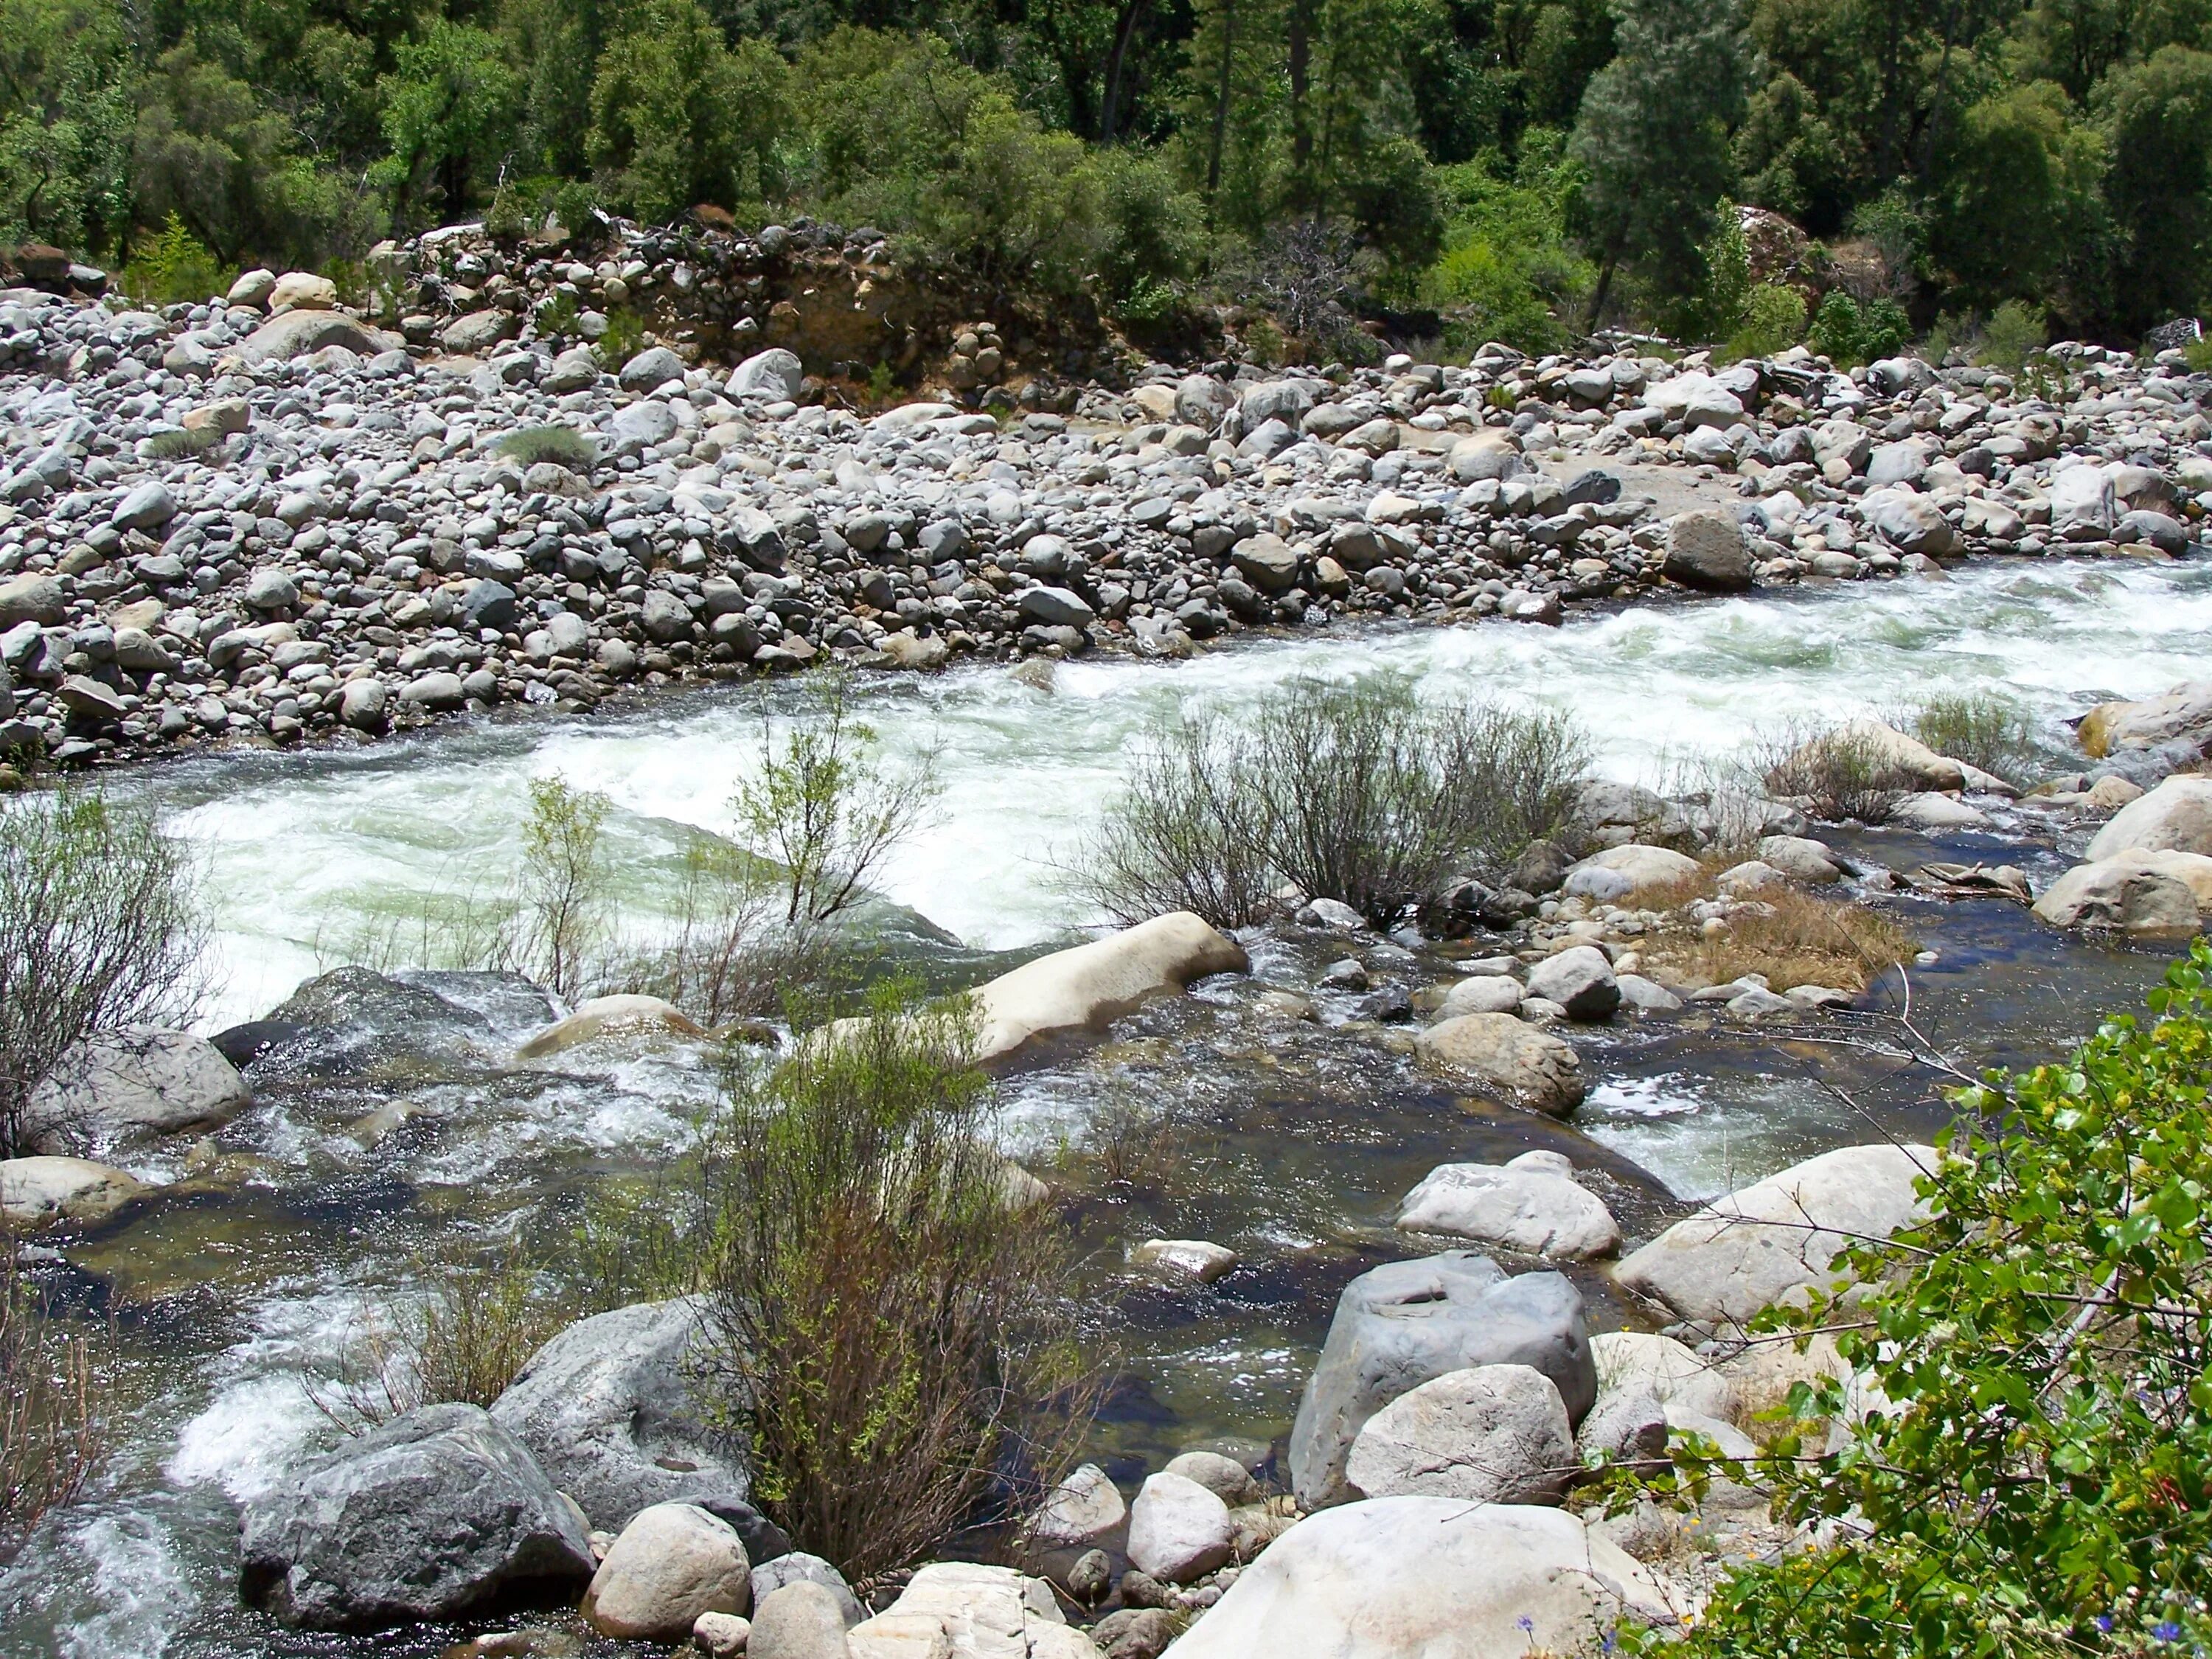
<box><xmin>1343</xmin><ymin>1363</ymin><xmax>1576</xmax><ymax>1504</ymax></box>
<box><xmin>2078</xmin><ymin>681</ymin><xmax>2212</xmax><ymax>758</ymax></box>
<box><xmin>1025</xmin><ymin>1462</ymin><xmax>1126</xmax><ymax>1550</ymax></box>
<box><xmin>2085</xmin><ymin>774</ymin><xmax>2212</xmax><ymax>860</ymax></box>
<box><xmin>1159</xmin><ymin>1498</ymin><xmax>1680</xmax><ymax>1659</ymax></box>
<box><xmin>1613</xmin><ymin>1143</ymin><xmax>1938</xmax><ymax>1328</ymax></box>
<box><xmin>1396</xmin><ymin>1152</ymin><xmax>1621</xmax><ymax>1259</ymax></box>
<box><xmin>970</xmin><ymin>913</ymin><xmax>1247</xmax><ymax>1064</ymax></box>
<box><xmin>1590</xmin><ymin>1331</ymin><xmax>1738</xmax><ymax>1422</ymax></box>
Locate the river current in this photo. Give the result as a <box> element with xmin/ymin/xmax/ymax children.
<box><xmin>5</xmin><ymin>556</ymin><xmax>2208</xmax><ymax>1657</ymax></box>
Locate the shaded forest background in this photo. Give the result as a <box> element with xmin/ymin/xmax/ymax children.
<box><xmin>4</xmin><ymin>0</ymin><xmax>2211</xmax><ymax>353</ymax></box>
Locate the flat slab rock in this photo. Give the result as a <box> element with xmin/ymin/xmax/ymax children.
<box><xmin>1613</xmin><ymin>1142</ymin><xmax>1938</xmax><ymax>1329</ymax></box>
<box><xmin>847</xmin><ymin>1562</ymin><xmax>1099</xmax><ymax>1659</ymax></box>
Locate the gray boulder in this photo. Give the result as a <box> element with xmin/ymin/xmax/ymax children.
<box><xmin>1395</xmin><ymin>1152</ymin><xmax>1620</xmax><ymax>1260</ymax></box>
<box><xmin>1019</xmin><ymin>585</ymin><xmax>1096</xmax><ymax>628</ymax></box>
<box><xmin>234</xmin><ymin>310</ymin><xmax>388</xmax><ymax>364</ymax></box>
<box><xmin>490</xmin><ymin>1295</ymin><xmax>751</xmax><ymax>1532</ymax></box>
<box><xmin>731</xmin><ymin>347</ymin><xmax>804</xmax><ymax>401</ymax></box>
<box><xmin>753</xmin><ymin>1552</ymin><xmax>865</xmax><ymax>1628</ymax></box>
<box><xmin>613</xmin><ymin>399</ymin><xmax>681</xmax><ymax>446</ymax></box>
<box><xmin>1663</xmin><ymin>510</ymin><xmax>1752</xmax><ymax>591</ymax></box>
<box><xmin>1523</xmin><ymin>945</ymin><xmax>1618</xmax><ymax>1020</ymax></box>
<box><xmin>26</xmin><ymin>1028</ymin><xmax>250</xmax><ymax>1155</ymax></box>
<box><xmin>1413</xmin><ymin>1013</ymin><xmax>1585</xmax><ymax>1116</ymax></box>
<box><xmin>441</xmin><ymin>310</ymin><xmax>518</xmax><ymax>355</ymax></box>
<box><xmin>238</xmin><ymin>1403</ymin><xmax>594</xmax><ymax>1630</ymax></box>
<box><xmin>619</xmin><ymin>345</ymin><xmax>688</xmax><ymax>394</ymax></box>
<box><xmin>751</xmin><ymin>1581</ymin><xmax>855</xmax><ymax>1659</ymax></box>
<box><xmin>111</xmin><ymin>481</ymin><xmax>177</xmax><ymax>531</ymax></box>
<box><xmin>1127</xmin><ymin>1471</ymin><xmax>1233</xmax><ymax>1584</ymax></box>
<box><xmin>1615</xmin><ymin>1143</ymin><xmax>1937</xmax><ymax>1329</ymax></box>
<box><xmin>1343</xmin><ymin>1363</ymin><xmax>1577</xmax><ymax>1505</ymax></box>
<box><xmin>1288</xmin><ymin>1251</ymin><xmax>1594</xmax><ymax>1509</ymax></box>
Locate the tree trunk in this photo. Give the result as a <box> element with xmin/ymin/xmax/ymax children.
<box><xmin>1099</xmin><ymin>0</ymin><xmax>1149</xmax><ymax>144</ymax></box>
<box><xmin>1207</xmin><ymin>0</ymin><xmax>1237</xmax><ymax>197</ymax></box>
<box><xmin>1288</xmin><ymin>0</ymin><xmax>1314</xmax><ymax>201</ymax></box>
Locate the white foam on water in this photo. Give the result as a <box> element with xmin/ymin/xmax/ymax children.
<box><xmin>134</xmin><ymin>559</ymin><xmax>2212</xmax><ymax>1032</ymax></box>
<box><xmin>53</xmin><ymin>1510</ymin><xmax>194</xmax><ymax>1659</ymax></box>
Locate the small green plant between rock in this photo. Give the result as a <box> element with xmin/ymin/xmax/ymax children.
<box><xmin>492</xmin><ymin>425</ymin><xmax>598</xmax><ymax>471</ymax></box>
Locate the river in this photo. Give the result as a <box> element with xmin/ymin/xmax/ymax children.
<box><xmin>4</xmin><ymin>555</ymin><xmax>2205</xmax><ymax>1657</ymax></box>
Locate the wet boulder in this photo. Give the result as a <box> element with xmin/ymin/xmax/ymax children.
<box><xmin>1343</xmin><ymin>1363</ymin><xmax>1577</xmax><ymax>1505</ymax></box>
<box><xmin>490</xmin><ymin>1295</ymin><xmax>751</xmax><ymax>1533</ymax></box>
<box><xmin>1523</xmin><ymin>945</ymin><xmax>1618</xmax><ymax>1021</ymax></box>
<box><xmin>2032</xmin><ymin>852</ymin><xmax>2211</xmax><ymax>931</ymax></box>
<box><xmin>1413</xmin><ymin>1013</ymin><xmax>1585</xmax><ymax>1116</ymax></box>
<box><xmin>25</xmin><ymin>1028</ymin><xmax>249</xmax><ymax>1155</ymax></box>
<box><xmin>1614</xmin><ymin>1143</ymin><xmax>1938</xmax><ymax>1329</ymax></box>
<box><xmin>514</xmin><ymin>992</ymin><xmax>708</xmax><ymax>1058</ymax></box>
<box><xmin>1288</xmin><ymin>1251</ymin><xmax>1594</xmax><ymax>1509</ymax></box>
<box><xmin>238</xmin><ymin>1404</ymin><xmax>595</xmax><ymax>1630</ymax></box>
<box><xmin>1158</xmin><ymin>1498</ymin><xmax>1678</xmax><ymax>1659</ymax></box>
<box><xmin>0</xmin><ymin>1155</ymin><xmax>149</xmax><ymax>1225</ymax></box>
<box><xmin>970</xmin><ymin>912</ymin><xmax>1248</xmax><ymax>1064</ymax></box>
<box><xmin>1395</xmin><ymin>1152</ymin><xmax>1621</xmax><ymax>1260</ymax></box>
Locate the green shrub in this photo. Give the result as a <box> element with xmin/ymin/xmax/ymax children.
<box><xmin>313</xmin><ymin>1238</ymin><xmax>577</xmax><ymax>1431</ymax></box>
<box><xmin>1078</xmin><ymin>678</ymin><xmax>1590</xmax><ymax>931</ymax></box>
<box><xmin>119</xmin><ymin>212</ymin><xmax>229</xmax><ymax>307</ymax></box>
<box><xmin>1638</xmin><ymin>944</ymin><xmax>2212</xmax><ymax>1658</ymax></box>
<box><xmin>1723</xmin><ymin>282</ymin><xmax>1807</xmax><ymax>361</ymax></box>
<box><xmin>1425</xmin><ymin>144</ymin><xmax>1594</xmax><ymax>356</ymax></box>
<box><xmin>139</xmin><ymin>424</ymin><xmax>224</xmax><ymax>462</ymax></box>
<box><xmin>731</xmin><ymin>672</ymin><xmax>941</xmax><ymax>928</ymax></box>
<box><xmin>591</xmin><ymin>307</ymin><xmax>648</xmax><ymax>370</ymax></box>
<box><xmin>701</xmin><ymin>984</ymin><xmax>1090</xmax><ymax>1578</ymax></box>
<box><xmin>0</xmin><ymin>791</ymin><xmax>206</xmax><ymax>1158</ymax></box>
<box><xmin>493</xmin><ymin>425</ymin><xmax>598</xmax><ymax>471</ymax></box>
<box><xmin>1905</xmin><ymin>691</ymin><xmax>2042</xmax><ymax>784</ymax></box>
<box><xmin>516</xmin><ymin>772</ymin><xmax>611</xmax><ymax>1001</ymax></box>
<box><xmin>1975</xmin><ymin>298</ymin><xmax>2048</xmax><ymax>373</ymax></box>
<box><xmin>1761</xmin><ymin>723</ymin><xmax>1916</xmax><ymax>824</ymax></box>
<box><xmin>2188</xmin><ymin>333</ymin><xmax>2212</xmax><ymax>373</ymax></box>
<box><xmin>1808</xmin><ymin>289</ymin><xmax>1911</xmax><ymax>367</ymax></box>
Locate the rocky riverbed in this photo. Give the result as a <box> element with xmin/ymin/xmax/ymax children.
<box><xmin>0</xmin><ymin>218</ymin><xmax>2208</xmax><ymax>770</ymax></box>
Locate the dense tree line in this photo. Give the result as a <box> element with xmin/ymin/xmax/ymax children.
<box><xmin>1</xmin><ymin>0</ymin><xmax>2208</xmax><ymax>349</ymax></box>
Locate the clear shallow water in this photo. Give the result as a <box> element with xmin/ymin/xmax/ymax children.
<box><xmin>10</xmin><ymin>557</ymin><xmax>2210</xmax><ymax>1658</ymax></box>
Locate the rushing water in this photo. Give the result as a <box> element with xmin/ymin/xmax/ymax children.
<box><xmin>6</xmin><ymin>557</ymin><xmax>2208</xmax><ymax>1658</ymax></box>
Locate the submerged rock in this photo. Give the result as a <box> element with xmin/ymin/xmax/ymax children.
<box><xmin>515</xmin><ymin>992</ymin><xmax>708</xmax><ymax>1058</ymax></box>
<box><xmin>238</xmin><ymin>1403</ymin><xmax>594</xmax><ymax>1630</ymax></box>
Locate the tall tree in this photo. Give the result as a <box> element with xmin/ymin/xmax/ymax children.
<box><xmin>1570</xmin><ymin>0</ymin><xmax>1749</xmax><ymax>326</ymax></box>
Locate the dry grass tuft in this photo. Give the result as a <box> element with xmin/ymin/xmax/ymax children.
<box><xmin>1644</xmin><ymin>888</ymin><xmax>1916</xmax><ymax>992</ymax></box>
<box><xmin>1</xmin><ymin>1242</ymin><xmax>108</xmax><ymax>1557</ymax></box>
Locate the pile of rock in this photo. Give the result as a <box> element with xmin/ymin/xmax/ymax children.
<box><xmin>0</xmin><ymin>232</ymin><xmax>2202</xmax><ymax>767</ymax></box>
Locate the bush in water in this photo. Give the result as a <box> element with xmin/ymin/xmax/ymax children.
<box><xmin>1079</xmin><ymin>675</ymin><xmax>1590</xmax><ymax>931</ymax></box>
<box><xmin>1905</xmin><ymin>691</ymin><xmax>2043</xmax><ymax>787</ymax></box>
<box><xmin>1626</xmin><ymin>943</ymin><xmax>2212</xmax><ymax>1658</ymax></box>
<box><xmin>310</xmin><ymin>1237</ymin><xmax>579</xmax><ymax>1431</ymax></box>
<box><xmin>1</xmin><ymin>1244</ymin><xmax>109</xmax><ymax>1559</ymax></box>
<box><xmin>518</xmin><ymin>773</ymin><xmax>613</xmax><ymax>1004</ymax></box>
<box><xmin>1760</xmin><ymin>723</ymin><xmax>1918</xmax><ymax>826</ymax></box>
<box><xmin>700</xmin><ymin>985</ymin><xmax>1092</xmax><ymax>1579</ymax></box>
<box><xmin>0</xmin><ymin>790</ymin><xmax>206</xmax><ymax>1158</ymax></box>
